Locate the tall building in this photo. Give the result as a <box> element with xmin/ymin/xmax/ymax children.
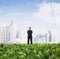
<box><xmin>45</xmin><ymin>33</ymin><xmax>47</xmax><ymax>42</ymax></box>
<box><xmin>2</xmin><ymin>27</ymin><xmax>6</xmax><ymax>43</ymax></box>
<box><xmin>5</xmin><ymin>26</ymin><xmax>10</xmax><ymax>43</ymax></box>
<box><xmin>15</xmin><ymin>26</ymin><xmax>21</xmax><ymax>43</ymax></box>
<box><xmin>8</xmin><ymin>20</ymin><xmax>14</xmax><ymax>43</ymax></box>
<box><xmin>0</xmin><ymin>26</ymin><xmax>5</xmax><ymax>43</ymax></box>
<box><xmin>48</xmin><ymin>30</ymin><xmax>52</xmax><ymax>42</ymax></box>
<box><xmin>4</xmin><ymin>20</ymin><xmax>13</xmax><ymax>43</ymax></box>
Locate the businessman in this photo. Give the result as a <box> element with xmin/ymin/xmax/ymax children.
<box><xmin>27</xmin><ymin>27</ymin><xmax>33</xmax><ymax>44</ymax></box>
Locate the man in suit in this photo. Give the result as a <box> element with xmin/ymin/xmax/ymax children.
<box><xmin>27</xmin><ymin>27</ymin><xmax>33</xmax><ymax>44</ymax></box>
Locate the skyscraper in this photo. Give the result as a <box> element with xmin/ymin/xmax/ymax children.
<box><xmin>2</xmin><ymin>27</ymin><xmax>5</xmax><ymax>43</ymax></box>
<box><xmin>5</xmin><ymin>20</ymin><xmax>13</xmax><ymax>43</ymax></box>
<box><xmin>5</xmin><ymin>26</ymin><xmax>10</xmax><ymax>43</ymax></box>
<box><xmin>16</xmin><ymin>26</ymin><xmax>21</xmax><ymax>43</ymax></box>
<box><xmin>0</xmin><ymin>26</ymin><xmax>5</xmax><ymax>43</ymax></box>
<box><xmin>48</xmin><ymin>30</ymin><xmax>52</xmax><ymax>42</ymax></box>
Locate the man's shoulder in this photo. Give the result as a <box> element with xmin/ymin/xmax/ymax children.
<box><xmin>27</xmin><ymin>30</ymin><xmax>29</xmax><ymax>32</ymax></box>
<box><xmin>27</xmin><ymin>30</ymin><xmax>33</xmax><ymax>32</ymax></box>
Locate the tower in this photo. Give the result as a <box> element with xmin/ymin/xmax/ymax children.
<box><xmin>45</xmin><ymin>33</ymin><xmax>47</xmax><ymax>43</ymax></box>
<box><xmin>5</xmin><ymin>20</ymin><xmax>13</xmax><ymax>43</ymax></box>
<box><xmin>0</xmin><ymin>26</ymin><xmax>4</xmax><ymax>43</ymax></box>
<box><xmin>16</xmin><ymin>25</ymin><xmax>21</xmax><ymax>43</ymax></box>
<box><xmin>5</xmin><ymin>26</ymin><xmax>10</xmax><ymax>43</ymax></box>
<box><xmin>48</xmin><ymin>30</ymin><xmax>52</xmax><ymax>42</ymax></box>
<box><xmin>2</xmin><ymin>27</ymin><xmax>5</xmax><ymax>43</ymax></box>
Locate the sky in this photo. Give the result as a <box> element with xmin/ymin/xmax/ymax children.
<box><xmin>0</xmin><ymin>0</ymin><xmax>60</xmax><ymax>43</ymax></box>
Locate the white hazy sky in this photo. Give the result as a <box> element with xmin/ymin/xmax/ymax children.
<box><xmin>0</xmin><ymin>0</ymin><xmax>60</xmax><ymax>43</ymax></box>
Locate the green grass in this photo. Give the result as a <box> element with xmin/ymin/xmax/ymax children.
<box><xmin>0</xmin><ymin>44</ymin><xmax>60</xmax><ymax>59</ymax></box>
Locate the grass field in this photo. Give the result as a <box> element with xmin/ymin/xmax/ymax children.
<box><xmin>0</xmin><ymin>44</ymin><xmax>60</xmax><ymax>59</ymax></box>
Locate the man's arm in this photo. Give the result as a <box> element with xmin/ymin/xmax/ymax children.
<box><xmin>27</xmin><ymin>30</ymin><xmax>28</xmax><ymax>34</ymax></box>
<box><xmin>32</xmin><ymin>30</ymin><xmax>33</xmax><ymax>33</ymax></box>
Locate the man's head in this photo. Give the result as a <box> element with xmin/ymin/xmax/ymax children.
<box><xmin>29</xmin><ymin>27</ymin><xmax>31</xmax><ymax>30</ymax></box>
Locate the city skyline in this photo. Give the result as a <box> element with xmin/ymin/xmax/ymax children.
<box><xmin>0</xmin><ymin>21</ymin><xmax>53</xmax><ymax>43</ymax></box>
<box><xmin>0</xmin><ymin>0</ymin><xmax>60</xmax><ymax>43</ymax></box>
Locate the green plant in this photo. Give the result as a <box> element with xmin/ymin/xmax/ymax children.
<box><xmin>0</xmin><ymin>44</ymin><xmax>60</xmax><ymax>59</ymax></box>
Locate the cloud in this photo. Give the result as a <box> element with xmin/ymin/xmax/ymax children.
<box><xmin>33</xmin><ymin>2</ymin><xmax>60</xmax><ymax>24</ymax></box>
<box><xmin>33</xmin><ymin>2</ymin><xmax>60</xmax><ymax>42</ymax></box>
